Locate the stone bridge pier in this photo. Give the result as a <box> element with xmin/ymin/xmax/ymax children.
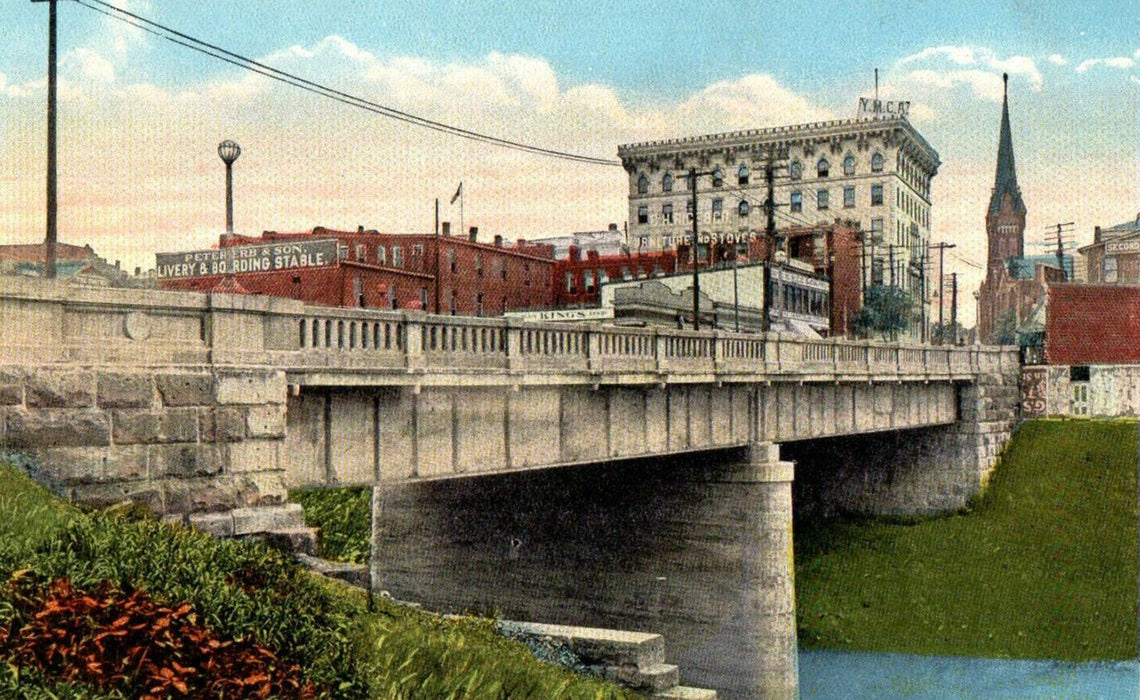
<box><xmin>372</xmin><ymin>442</ymin><xmax>798</xmax><ymax>699</ymax></box>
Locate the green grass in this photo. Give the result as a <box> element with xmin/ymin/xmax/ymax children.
<box><xmin>290</xmin><ymin>486</ymin><xmax>372</xmax><ymax>564</ymax></box>
<box><xmin>795</xmin><ymin>418</ymin><xmax>1139</xmax><ymax>661</ymax></box>
<box><xmin>0</xmin><ymin>465</ymin><xmax>640</xmax><ymax>700</ymax></box>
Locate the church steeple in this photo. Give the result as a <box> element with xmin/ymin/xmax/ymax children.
<box><xmin>988</xmin><ymin>73</ymin><xmax>1026</xmax><ymax>216</ymax></box>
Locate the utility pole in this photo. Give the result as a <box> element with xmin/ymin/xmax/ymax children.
<box><xmin>761</xmin><ymin>144</ymin><xmax>783</xmax><ymax>333</ymax></box>
<box><xmin>888</xmin><ymin>244</ymin><xmax>896</xmax><ymax>286</ymax></box>
<box><xmin>1043</xmin><ymin>221</ymin><xmax>1074</xmax><ymax>281</ymax></box>
<box><xmin>33</xmin><ymin>0</ymin><xmax>58</xmax><ymax>278</ymax></box>
<box><xmin>929</xmin><ymin>242</ymin><xmax>956</xmax><ymax>344</ymax></box>
<box><xmin>686</xmin><ymin>167</ymin><xmax>721</xmax><ymax>331</ymax></box>
<box><xmin>920</xmin><ymin>243</ymin><xmax>929</xmax><ymax>343</ymax></box>
<box><xmin>950</xmin><ymin>272</ymin><xmax>959</xmax><ymax>346</ymax></box>
<box><xmin>433</xmin><ymin>198</ymin><xmax>441</xmax><ymax>314</ymax></box>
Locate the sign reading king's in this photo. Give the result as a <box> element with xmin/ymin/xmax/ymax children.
<box><xmin>155</xmin><ymin>239</ymin><xmax>339</xmax><ymax>279</ymax></box>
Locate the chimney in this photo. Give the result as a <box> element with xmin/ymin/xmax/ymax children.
<box><xmin>469</xmin><ymin>226</ymin><xmax>478</xmax><ymax>242</ymax></box>
<box><xmin>608</xmin><ymin>223</ymin><xmax>618</xmax><ymax>231</ymax></box>
<box><xmin>1094</xmin><ymin>226</ymin><xmax>1102</xmax><ymax>243</ymax></box>
<box><xmin>494</xmin><ymin>235</ymin><xmax>503</xmax><ymax>247</ymax></box>
<box><xmin>115</xmin><ymin>260</ymin><xmax>121</xmax><ymax>269</ymax></box>
<box><xmin>569</xmin><ymin>244</ymin><xmax>581</xmax><ymax>262</ymax></box>
<box><xmin>134</xmin><ymin>266</ymin><xmax>141</xmax><ymax>277</ymax></box>
<box><xmin>442</xmin><ymin>222</ymin><xmax>451</xmax><ymax>236</ymax></box>
<box><xmin>358</xmin><ymin>225</ymin><xmax>365</xmax><ymax>233</ymax></box>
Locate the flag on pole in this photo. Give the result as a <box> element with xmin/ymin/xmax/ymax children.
<box><xmin>450</xmin><ymin>182</ymin><xmax>463</xmax><ymax>205</ymax></box>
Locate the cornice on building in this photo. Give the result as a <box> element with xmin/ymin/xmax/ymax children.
<box><xmin>617</xmin><ymin>116</ymin><xmax>940</xmax><ymax>174</ymax></box>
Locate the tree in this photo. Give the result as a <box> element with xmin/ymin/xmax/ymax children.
<box><xmin>991</xmin><ymin>311</ymin><xmax>1017</xmax><ymax>346</ymax></box>
<box><xmin>854</xmin><ymin>284</ymin><xmax>914</xmax><ymax>340</ymax></box>
<box><xmin>930</xmin><ymin>321</ymin><xmax>964</xmax><ymax>345</ymax></box>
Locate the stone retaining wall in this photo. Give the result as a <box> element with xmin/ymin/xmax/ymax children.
<box><xmin>3</xmin><ymin>366</ymin><xmax>288</xmax><ymax>515</ymax></box>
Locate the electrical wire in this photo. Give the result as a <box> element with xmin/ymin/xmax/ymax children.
<box><xmin>75</xmin><ymin>0</ymin><xmax>622</xmax><ymax>167</ymax></box>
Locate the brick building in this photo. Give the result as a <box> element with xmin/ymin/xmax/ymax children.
<box><xmin>159</xmin><ymin>226</ymin><xmax>557</xmax><ymax>315</ymax></box>
<box><xmin>553</xmin><ymin>248</ymin><xmax>680</xmax><ymax>308</ymax></box>
<box><xmin>1044</xmin><ymin>284</ymin><xmax>1140</xmax><ymax>364</ymax></box>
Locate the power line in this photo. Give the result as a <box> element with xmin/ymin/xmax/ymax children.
<box><xmin>75</xmin><ymin>0</ymin><xmax>622</xmax><ymax>167</ymax></box>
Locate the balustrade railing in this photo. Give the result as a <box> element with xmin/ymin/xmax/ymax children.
<box><xmin>285</xmin><ymin>308</ymin><xmax>987</xmax><ymax>377</ymax></box>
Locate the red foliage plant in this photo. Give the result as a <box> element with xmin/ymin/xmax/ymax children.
<box><xmin>0</xmin><ymin>574</ymin><xmax>320</xmax><ymax>699</ymax></box>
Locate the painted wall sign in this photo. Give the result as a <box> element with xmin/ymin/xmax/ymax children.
<box><xmin>858</xmin><ymin>97</ymin><xmax>911</xmax><ymax>118</ymax></box>
<box><xmin>504</xmin><ymin>307</ymin><xmax>615</xmax><ymax>322</ymax></box>
<box><xmin>1020</xmin><ymin>366</ymin><xmax>1047</xmax><ymax>416</ymax></box>
<box><xmin>1105</xmin><ymin>238</ymin><xmax>1140</xmax><ymax>255</ymax></box>
<box><xmin>155</xmin><ymin>239</ymin><xmax>338</xmax><ymax>279</ymax></box>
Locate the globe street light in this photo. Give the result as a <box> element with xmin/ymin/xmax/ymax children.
<box><xmin>218</xmin><ymin>140</ymin><xmax>241</xmax><ymax>235</ymax></box>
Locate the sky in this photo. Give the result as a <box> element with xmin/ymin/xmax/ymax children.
<box><xmin>1</xmin><ymin>0</ymin><xmax>1138</xmax><ymax>323</ymax></box>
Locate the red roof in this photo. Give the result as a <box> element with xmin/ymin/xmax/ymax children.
<box><xmin>1045</xmin><ymin>284</ymin><xmax>1140</xmax><ymax>364</ymax></box>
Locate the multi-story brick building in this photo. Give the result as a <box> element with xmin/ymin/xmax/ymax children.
<box><xmin>617</xmin><ymin>115</ymin><xmax>938</xmax><ymax>319</ymax></box>
<box><xmin>158</xmin><ymin>226</ymin><xmax>557</xmax><ymax>315</ymax></box>
<box><xmin>553</xmin><ymin>247</ymin><xmax>680</xmax><ymax>308</ymax></box>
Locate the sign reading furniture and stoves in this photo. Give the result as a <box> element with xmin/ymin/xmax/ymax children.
<box><xmin>155</xmin><ymin>239</ymin><xmax>339</xmax><ymax>279</ymax></box>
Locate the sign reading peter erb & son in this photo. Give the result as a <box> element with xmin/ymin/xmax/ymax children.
<box><xmin>155</xmin><ymin>239</ymin><xmax>339</xmax><ymax>279</ymax></box>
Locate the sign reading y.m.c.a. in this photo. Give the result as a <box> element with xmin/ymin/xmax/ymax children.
<box><xmin>858</xmin><ymin>97</ymin><xmax>911</xmax><ymax>118</ymax></box>
<box><xmin>155</xmin><ymin>239</ymin><xmax>338</xmax><ymax>279</ymax></box>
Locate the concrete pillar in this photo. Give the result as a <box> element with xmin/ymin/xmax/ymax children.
<box><xmin>369</xmin><ymin>442</ymin><xmax>798</xmax><ymax>700</ymax></box>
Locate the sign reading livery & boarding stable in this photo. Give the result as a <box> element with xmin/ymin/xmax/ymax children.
<box><xmin>155</xmin><ymin>239</ymin><xmax>338</xmax><ymax>279</ymax></box>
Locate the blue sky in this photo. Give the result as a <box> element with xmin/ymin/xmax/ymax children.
<box><xmin>1</xmin><ymin>1</ymin><xmax>1138</xmax><ymax>321</ymax></box>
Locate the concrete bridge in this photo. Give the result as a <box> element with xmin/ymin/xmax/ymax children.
<box><xmin>0</xmin><ymin>278</ymin><xmax>1019</xmax><ymax>699</ymax></box>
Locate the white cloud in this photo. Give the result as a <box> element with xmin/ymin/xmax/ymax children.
<box><xmin>1047</xmin><ymin>54</ymin><xmax>1068</xmax><ymax>66</ymax></box>
<box><xmin>1075</xmin><ymin>56</ymin><xmax>1136</xmax><ymax>73</ymax></box>
<box><xmin>68</xmin><ymin>48</ymin><xmax>117</xmax><ymax>84</ymax></box>
<box><xmin>896</xmin><ymin>45</ymin><xmax>1042</xmax><ymax>96</ymax></box>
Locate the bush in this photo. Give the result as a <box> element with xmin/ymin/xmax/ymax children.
<box><xmin>290</xmin><ymin>487</ymin><xmax>372</xmax><ymax>564</ymax></box>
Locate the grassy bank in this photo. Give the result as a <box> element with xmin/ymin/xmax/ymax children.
<box><xmin>0</xmin><ymin>466</ymin><xmax>639</xmax><ymax>699</ymax></box>
<box><xmin>795</xmin><ymin>418</ymin><xmax>1139</xmax><ymax>661</ymax></box>
<box><xmin>291</xmin><ymin>486</ymin><xmax>372</xmax><ymax>564</ymax></box>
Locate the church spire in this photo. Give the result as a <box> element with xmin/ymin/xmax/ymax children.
<box><xmin>989</xmin><ymin>72</ymin><xmax>1026</xmax><ymax>216</ymax></box>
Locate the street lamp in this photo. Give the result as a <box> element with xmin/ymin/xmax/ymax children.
<box><xmin>218</xmin><ymin>140</ymin><xmax>241</xmax><ymax>235</ymax></box>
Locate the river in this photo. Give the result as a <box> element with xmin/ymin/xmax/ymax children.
<box><xmin>799</xmin><ymin>649</ymin><xmax>1140</xmax><ymax>699</ymax></box>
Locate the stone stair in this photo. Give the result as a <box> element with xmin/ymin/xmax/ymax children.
<box><xmin>185</xmin><ymin>503</ymin><xmax>319</xmax><ymax>557</ymax></box>
<box><xmin>499</xmin><ymin>621</ymin><xmax>717</xmax><ymax>699</ymax></box>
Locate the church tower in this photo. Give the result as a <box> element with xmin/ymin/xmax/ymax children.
<box><xmin>977</xmin><ymin>73</ymin><xmax>1028</xmax><ymax>342</ymax></box>
<box><xmin>985</xmin><ymin>73</ymin><xmax>1027</xmax><ymax>266</ymax></box>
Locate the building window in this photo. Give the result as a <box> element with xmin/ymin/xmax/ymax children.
<box><xmin>389</xmin><ymin>284</ymin><xmax>398</xmax><ymax>309</ymax></box>
<box><xmin>621</xmin><ymin>266</ymin><xmax>632</xmax><ymax>281</ymax></box>
<box><xmin>843</xmin><ymin>186</ymin><xmax>855</xmax><ymax>208</ymax></box>
<box><xmin>686</xmin><ymin>173</ymin><xmax>696</xmax><ymax>190</ymax></box>
<box><xmin>584</xmin><ymin>270</ymin><xmax>596</xmax><ymax>294</ymax></box>
<box><xmin>817</xmin><ymin>158</ymin><xmax>830</xmax><ymax>178</ymax></box>
<box><xmin>355</xmin><ymin>244</ymin><xmax>366</xmax><ymax>260</ymax></box>
<box><xmin>817</xmin><ymin>189</ymin><xmax>829</xmax><ymax>210</ymax></box>
<box><xmin>790</xmin><ymin>191</ymin><xmax>803</xmax><ymax>213</ymax></box>
<box><xmin>1104</xmin><ymin>255</ymin><xmax>1118</xmax><ymax>282</ymax></box>
<box><xmin>871</xmin><ymin>151</ymin><xmax>884</xmax><ymax>172</ymax></box>
<box><xmin>871</xmin><ymin>258</ymin><xmax>884</xmax><ymax>285</ymax></box>
<box><xmin>843</xmin><ymin>155</ymin><xmax>855</xmax><ymax>176</ymax></box>
<box><xmin>476</xmin><ymin>293</ymin><xmax>484</xmax><ymax>317</ymax></box>
<box><xmin>871</xmin><ymin>183</ymin><xmax>884</xmax><ymax>206</ymax></box>
<box><xmin>420</xmin><ymin>287</ymin><xmax>429</xmax><ymax>310</ymax></box>
<box><xmin>653</xmin><ymin>264</ymin><xmax>664</xmax><ymax>276</ymax></box>
<box><xmin>738</xmin><ymin>165</ymin><xmax>750</xmax><ymax>185</ymax></box>
<box><xmin>712</xmin><ymin>198</ymin><xmax>724</xmax><ymax>221</ymax></box>
<box><xmin>637</xmin><ymin>173</ymin><xmax>649</xmax><ymax>194</ymax></box>
<box><xmin>712</xmin><ymin>167</ymin><xmax>724</xmax><ymax>187</ymax></box>
<box><xmin>663</xmin><ymin>172</ymin><xmax>674</xmax><ymax>192</ymax></box>
<box><xmin>500</xmin><ymin>260</ymin><xmax>508</xmax><ymax>280</ymax></box>
<box><xmin>352</xmin><ymin>276</ymin><xmax>363</xmax><ymax>307</ymax></box>
<box><xmin>524</xmin><ymin>262</ymin><xmax>531</xmax><ymax>286</ymax></box>
<box><xmin>598</xmin><ymin>269</ymin><xmax>609</xmax><ymax>284</ymax></box>
<box><xmin>392</xmin><ymin>246</ymin><xmax>403</xmax><ymax>267</ymax></box>
<box><xmin>662</xmin><ymin>203</ymin><xmax>674</xmax><ymax>224</ymax></box>
<box><xmin>870</xmin><ymin>218</ymin><xmax>884</xmax><ymax>244</ymax></box>
<box><xmin>565</xmin><ymin>272</ymin><xmax>577</xmax><ymax>294</ymax></box>
<box><xmin>789</xmin><ymin>161</ymin><xmax>802</xmax><ymax>180</ymax></box>
<box><xmin>738</xmin><ymin>200</ymin><xmax>750</xmax><ymax>217</ymax></box>
<box><xmin>686</xmin><ymin>200</ymin><xmax>695</xmax><ymax>222</ymax></box>
<box><xmin>377</xmin><ymin>245</ymin><xmax>386</xmax><ymax>265</ymax></box>
<box><xmin>697</xmin><ymin>243</ymin><xmax>709</xmax><ymax>262</ymax></box>
<box><xmin>448</xmin><ymin>248</ymin><xmax>457</xmax><ymax>273</ymax></box>
<box><xmin>450</xmin><ymin>289</ymin><xmax>457</xmax><ymax>314</ymax></box>
<box><xmin>637</xmin><ymin>205</ymin><xmax>649</xmax><ymax>225</ymax></box>
<box><xmin>475</xmin><ymin>253</ymin><xmax>483</xmax><ymax>277</ymax></box>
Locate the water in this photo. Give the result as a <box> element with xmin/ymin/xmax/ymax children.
<box><xmin>799</xmin><ymin>649</ymin><xmax>1140</xmax><ymax>699</ymax></box>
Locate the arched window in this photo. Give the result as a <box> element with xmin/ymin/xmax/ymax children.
<box><xmin>789</xmin><ymin>161</ymin><xmax>803</xmax><ymax>180</ymax></box>
<box><xmin>637</xmin><ymin>173</ymin><xmax>649</xmax><ymax>194</ymax></box>
<box><xmin>712</xmin><ymin>167</ymin><xmax>724</xmax><ymax>187</ymax></box>
<box><xmin>817</xmin><ymin>158</ymin><xmax>830</xmax><ymax>178</ymax></box>
<box><xmin>738</xmin><ymin>200</ymin><xmax>750</xmax><ymax>217</ymax></box>
<box><xmin>376</xmin><ymin>245</ymin><xmax>386</xmax><ymax>265</ymax></box>
<box><xmin>843</xmin><ymin>155</ymin><xmax>855</xmax><ymax>176</ymax></box>
<box><xmin>662</xmin><ymin>172</ymin><xmax>674</xmax><ymax>192</ymax></box>
<box><xmin>871</xmin><ymin>152</ymin><xmax>884</xmax><ymax>172</ymax></box>
<box><xmin>737</xmin><ymin>165</ymin><xmax>750</xmax><ymax>185</ymax></box>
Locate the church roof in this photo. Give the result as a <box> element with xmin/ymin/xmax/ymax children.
<box><xmin>988</xmin><ymin>74</ymin><xmax>1026</xmax><ymax>217</ymax></box>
